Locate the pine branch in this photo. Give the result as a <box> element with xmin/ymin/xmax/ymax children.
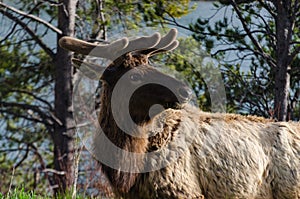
<box><xmin>230</xmin><ymin>0</ymin><xmax>276</xmax><ymax>68</ymax></box>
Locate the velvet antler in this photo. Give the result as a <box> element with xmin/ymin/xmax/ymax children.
<box><xmin>59</xmin><ymin>28</ymin><xmax>179</xmax><ymax>78</ymax></box>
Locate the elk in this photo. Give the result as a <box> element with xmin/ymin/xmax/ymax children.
<box><xmin>59</xmin><ymin>29</ymin><xmax>300</xmax><ymax>199</ymax></box>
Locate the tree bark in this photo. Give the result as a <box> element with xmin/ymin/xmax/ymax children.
<box><xmin>52</xmin><ymin>0</ymin><xmax>78</xmax><ymax>194</ymax></box>
<box><xmin>274</xmin><ymin>0</ymin><xmax>292</xmax><ymax>121</ymax></box>
<box><xmin>274</xmin><ymin>64</ymin><xmax>290</xmax><ymax>121</ymax></box>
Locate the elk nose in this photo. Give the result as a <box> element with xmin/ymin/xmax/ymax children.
<box><xmin>178</xmin><ymin>87</ymin><xmax>192</xmax><ymax>101</ymax></box>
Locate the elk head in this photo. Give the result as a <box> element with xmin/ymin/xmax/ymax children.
<box><xmin>59</xmin><ymin>29</ymin><xmax>192</xmax><ymax>125</ymax></box>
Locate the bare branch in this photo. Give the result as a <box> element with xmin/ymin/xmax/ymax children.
<box><xmin>0</xmin><ymin>19</ymin><xmax>19</xmax><ymax>43</ymax></box>
<box><xmin>0</xmin><ymin>2</ymin><xmax>62</xmax><ymax>35</ymax></box>
<box><xmin>1</xmin><ymin>109</ymin><xmax>46</xmax><ymax>125</ymax></box>
<box><xmin>289</xmin><ymin>45</ymin><xmax>300</xmax><ymax>61</ymax></box>
<box><xmin>211</xmin><ymin>46</ymin><xmax>250</xmax><ymax>56</ymax></box>
<box><xmin>8</xmin><ymin>89</ymin><xmax>53</xmax><ymax>110</ymax></box>
<box><xmin>0</xmin><ymin>101</ymin><xmax>56</xmax><ymax>127</ymax></box>
<box><xmin>28</xmin><ymin>142</ymin><xmax>55</xmax><ymax>188</ymax></box>
<box><xmin>14</xmin><ymin>145</ymin><xmax>30</xmax><ymax>169</ymax></box>
<box><xmin>230</xmin><ymin>0</ymin><xmax>276</xmax><ymax>68</ymax></box>
<box><xmin>291</xmin><ymin>0</ymin><xmax>298</xmax><ymax>22</ymax></box>
<box><xmin>163</xmin><ymin>12</ymin><xmax>272</xmax><ymax>44</ymax></box>
<box><xmin>0</xmin><ymin>7</ymin><xmax>55</xmax><ymax>59</ymax></box>
<box><xmin>0</xmin><ymin>148</ymin><xmax>28</xmax><ymax>153</ymax></box>
<box><xmin>43</xmin><ymin>168</ymin><xmax>66</xmax><ymax>175</ymax></box>
<box><xmin>41</xmin><ymin>0</ymin><xmax>64</xmax><ymax>7</ymax></box>
<box><xmin>90</xmin><ymin>0</ymin><xmax>106</xmax><ymax>40</ymax></box>
<box><xmin>257</xmin><ymin>0</ymin><xmax>276</xmax><ymax>18</ymax></box>
<box><xmin>251</xmin><ymin>11</ymin><xmax>276</xmax><ymax>39</ymax></box>
<box><xmin>162</xmin><ymin>14</ymin><xmax>195</xmax><ymax>33</ymax></box>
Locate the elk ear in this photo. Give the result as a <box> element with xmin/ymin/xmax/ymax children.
<box><xmin>72</xmin><ymin>58</ymin><xmax>105</xmax><ymax>80</ymax></box>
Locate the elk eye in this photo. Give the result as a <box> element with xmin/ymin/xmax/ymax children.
<box><xmin>130</xmin><ymin>73</ymin><xmax>142</xmax><ymax>83</ymax></box>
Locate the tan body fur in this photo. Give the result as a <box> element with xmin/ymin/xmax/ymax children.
<box><xmin>107</xmin><ymin>104</ymin><xmax>300</xmax><ymax>199</ymax></box>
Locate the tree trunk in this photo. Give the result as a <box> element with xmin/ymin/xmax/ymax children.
<box><xmin>52</xmin><ymin>0</ymin><xmax>78</xmax><ymax>194</ymax></box>
<box><xmin>274</xmin><ymin>1</ymin><xmax>292</xmax><ymax>121</ymax></box>
<box><xmin>274</xmin><ymin>64</ymin><xmax>290</xmax><ymax>121</ymax></box>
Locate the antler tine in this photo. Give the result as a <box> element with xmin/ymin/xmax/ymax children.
<box><xmin>138</xmin><ymin>28</ymin><xmax>179</xmax><ymax>57</ymax></box>
<box><xmin>59</xmin><ymin>36</ymin><xmax>129</xmax><ymax>60</ymax></box>
<box><xmin>114</xmin><ymin>32</ymin><xmax>161</xmax><ymax>59</ymax></box>
<box><xmin>149</xmin><ymin>40</ymin><xmax>179</xmax><ymax>57</ymax></box>
<box><xmin>152</xmin><ymin>28</ymin><xmax>178</xmax><ymax>51</ymax></box>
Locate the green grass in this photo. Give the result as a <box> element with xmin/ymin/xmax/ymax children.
<box><xmin>0</xmin><ymin>188</ymin><xmax>46</xmax><ymax>199</ymax></box>
<box><xmin>0</xmin><ymin>188</ymin><xmax>104</xmax><ymax>199</ymax></box>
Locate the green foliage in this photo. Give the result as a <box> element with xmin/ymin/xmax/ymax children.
<box><xmin>189</xmin><ymin>1</ymin><xmax>300</xmax><ymax>119</ymax></box>
<box><xmin>0</xmin><ymin>39</ymin><xmax>53</xmax><ymax>193</ymax></box>
<box><xmin>76</xmin><ymin>0</ymin><xmax>191</xmax><ymax>38</ymax></box>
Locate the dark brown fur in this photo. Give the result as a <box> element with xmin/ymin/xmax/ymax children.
<box><xmin>97</xmin><ymin>53</ymin><xmax>191</xmax><ymax>196</ymax></box>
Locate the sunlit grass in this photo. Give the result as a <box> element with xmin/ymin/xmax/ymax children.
<box><xmin>0</xmin><ymin>188</ymin><xmax>46</xmax><ymax>199</ymax></box>
<box><xmin>0</xmin><ymin>188</ymin><xmax>106</xmax><ymax>199</ymax></box>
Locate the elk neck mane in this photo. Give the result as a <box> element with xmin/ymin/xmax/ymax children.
<box><xmin>97</xmin><ymin>78</ymin><xmax>149</xmax><ymax>194</ymax></box>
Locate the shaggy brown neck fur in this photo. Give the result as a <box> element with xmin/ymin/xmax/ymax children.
<box><xmin>98</xmin><ymin>82</ymin><xmax>148</xmax><ymax>194</ymax></box>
